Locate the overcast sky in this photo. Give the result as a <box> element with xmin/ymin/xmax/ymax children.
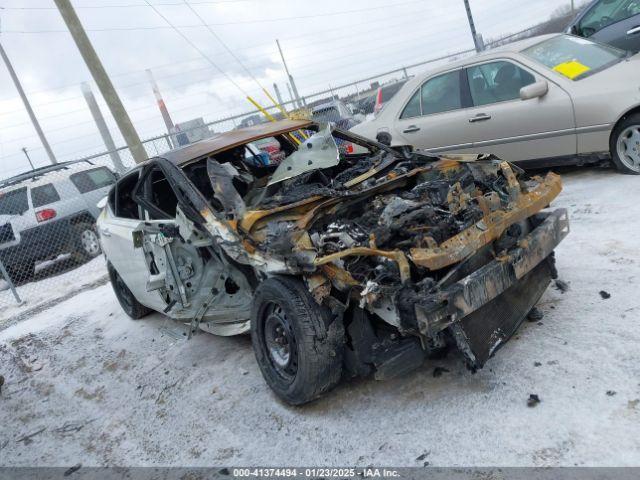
<box><xmin>0</xmin><ymin>0</ymin><xmax>576</xmax><ymax>178</ymax></box>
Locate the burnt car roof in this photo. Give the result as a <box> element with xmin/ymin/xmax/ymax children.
<box><xmin>161</xmin><ymin>119</ymin><xmax>315</xmax><ymax>166</ymax></box>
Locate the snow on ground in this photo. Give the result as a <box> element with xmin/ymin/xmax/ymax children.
<box><xmin>0</xmin><ymin>166</ymin><xmax>639</xmax><ymax>467</ymax></box>
<box><xmin>0</xmin><ymin>257</ymin><xmax>108</xmax><ymax>327</ymax></box>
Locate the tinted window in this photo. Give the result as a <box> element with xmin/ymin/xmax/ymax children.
<box><xmin>31</xmin><ymin>184</ymin><xmax>60</xmax><ymax>208</ymax></box>
<box><xmin>70</xmin><ymin>167</ymin><xmax>116</xmax><ymax>194</ymax></box>
<box><xmin>0</xmin><ymin>187</ymin><xmax>29</xmax><ymax>215</ymax></box>
<box><xmin>400</xmin><ymin>71</ymin><xmax>462</xmax><ymax>119</ymax></box>
<box><xmin>400</xmin><ymin>90</ymin><xmax>421</xmax><ymax>119</ymax></box>
<box><xmin>467</xmin><ymin>61</ymin><xmax>536</xmax><ymax>106</ymax></box>
<box><xmin>579</xmin><ymin>0</ymin><xmax>640</xmax><ymax>36</ymax></box>
<box><xmin>421</xmin><ymin>71</ymin><xmax>462</xmax><ymax>115</ymax></box>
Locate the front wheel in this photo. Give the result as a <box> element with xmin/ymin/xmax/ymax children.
<box><xmin>611</xmin><ymin>114</ymin><xmax>640</xmax><ymax>174</ymax></box>
<box><xmin>250</xmin><ymin>276</ymin><xmax>344</xmax><ymax>405</ymax></box>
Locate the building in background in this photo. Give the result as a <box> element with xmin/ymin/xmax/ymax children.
<box><xmin>171</xmin><ymin>118</ymin><xmax>215</xmax><ymax>147</ymax></box>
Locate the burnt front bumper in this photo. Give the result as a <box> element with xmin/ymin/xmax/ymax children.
<box><xmin>414</xmin><ymin>208</ymin><xmax>569</xmax><ymax>369</ymax></box>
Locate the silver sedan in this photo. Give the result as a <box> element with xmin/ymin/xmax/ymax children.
<box><xmin>351</xmin><ymin>34</ymin><xmax>640</xmax><ymax>174</ymax></box>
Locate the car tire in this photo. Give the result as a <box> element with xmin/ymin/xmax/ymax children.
<box><xmin>250</xmin><ymin>276</ymin><xmax>344</xmax><ymax>406</ymax></box>
<box><xmin>72</xmin><ymin>223</ymin><xmax>102</xmax><ymax>262</ymax></box>
<box><xmin>610</xmin><ymin>114</ymin><xmax>640</xmax><ymax>174</ymax></box>
<box><xmin>107</xmin><ymin>262</ymin><xmax>151</xmax><ymax>320</ymax></box>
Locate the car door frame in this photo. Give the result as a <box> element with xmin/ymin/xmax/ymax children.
<box><xmin>129</xmin><ymin>158</ymin><xmax>255</xmax><ymax>328</ymax></box>
<box><xmin>392</xmin><ymin>68</ymin><xmax>476</xmax><ymax>153</ymax></box>
<box><xmin>100</xmin><ymin>168</ymin><xmax>168</xmax><ymax>312</ymax></box>
<box><xmin>459</xmin><ymin>55</ymin><xmax>578</xmax><ymax>163</ymax></box>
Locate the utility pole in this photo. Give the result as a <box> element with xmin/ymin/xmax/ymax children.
<box><xmin>571</xmin><ymin>0</ymin><xmax>575</xmax><ymax>14</ymax></box>
<box><xmin>286</xmin><ymin>82</ymin><xmax>295</xmax><ymax>109</ymax></box>
<box><xmin>463</xmin><ymin>0</ymin><xmax>484</xmax><ymax>52</ymax></box>
<box><xmin>53</xmin><ymin>0</ymin><xmax>147</xmax><ymax>164</ymax></box>
<box><xmin>146</xmin><ymin>69</ymin><xmax>175</xmax><ymax>148</ymax></box>
<box><xmin>273</xmin><ymin>82</ymin><xmax>284</xmax><ymax>108</ymax></box>
<box><xmin>21</xmin><ymin>148</ymin><xmax>35</xmax><ymax>171</ymax></box>
<box><xmin>81</xmin><ymin>82</ymin><xmax>125</xmax><ymax>173</ymax></box>
<box><xmin>0</xmin><ymin>10</ymin><xmax>58</xmax><ymax>165</ymax></box>
<box><xmin>276</xmin><ymin>39</ymin><xmax>302</xmax><ymax>109</ymax></box>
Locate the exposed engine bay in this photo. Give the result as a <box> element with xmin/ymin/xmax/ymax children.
<box><xmin>166</xmin><ymin>125</ymin><xmax>568</xmax><ymax>375</ymax></box>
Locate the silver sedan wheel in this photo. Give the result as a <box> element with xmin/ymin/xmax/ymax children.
<box><xmin>80</xmin><ymin>228</ymin><xmax>101</xmax><ymax>257</ymax></box>
<box><xmin>616</xmin><ymin>125</ymin><xmax>640</xmax><ymax>172</ymax></box>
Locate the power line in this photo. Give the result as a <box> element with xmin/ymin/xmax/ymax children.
<box><xmin>2</xmin><ymin>0</ymin><xmax>424</xmax><ymax>32</ymax></box>
<box><xmin>181</xmin><ymin>0</ymin><xmax>266</xmax><ymax>93</ymax></box>
<box><xmin>142</xmin><ymin>0</ymin><xmax>249</xmax><ymax>97</ymax></box>
<box><xmin>0</xmin><ymin>2</ymin><xmax>438</xmax><ymax>103</ymax></box>
<box><xmin>1</xmin><ymin>1</ymin><xmax>255</xmax><ymax>10</ymax></box>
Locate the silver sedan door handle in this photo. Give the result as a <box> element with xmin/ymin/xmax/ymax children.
<box><xmin>100</xmin><ymin>228</ymin><xmax>111</xmax><ymax>237</ymax></box>
<box><xmin>403</xmin><ymin>125</ymin><xmax>421</xmax><ymax>134</ymax></box>
<box><xmin>628</xmin><ymin>26</ymin><xmax>640</xmax><ymax>35</ymax></box>
<box><xmin>469</xmin><ymin>113</ymin><xmax>492</xmax><ymax>123</ymax></box>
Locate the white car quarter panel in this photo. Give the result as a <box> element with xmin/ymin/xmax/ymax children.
<box><xmin>99</xmin><ymin>206</ymin><xmax>166</xmax><ymax>311</ymax></box>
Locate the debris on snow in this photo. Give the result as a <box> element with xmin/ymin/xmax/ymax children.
<box><xmin>554</xmin><ymin>280</ymin><xmax>570</xmax><ymax>293</ymax></box>
<box><xmin>527</xmin><ymin>307</ymin><xmax>544</xmax><ymax>322</ymax></box>
<box><xmin>416</xmin><ymin>451</ymin><xmax>430</xmax><ymax>461</ymax></box>
<box><xmin>63</xmin><ymin>464</ymin><xmax>82</xmax><ymax>477</ymax></box>
<box><xmin>599</xmin><ymin>291</ymin><xmax>611</xmax><ymax>300</ymax></box>
<box><xmin>16</xmin><ymin>427</ymin><xmax>46</xmax><ymax>445</ymax></box>
<box><xmin>527</xmin><ymin>394</ymin><xmax>541</xmax><ymax>407</ymax></box>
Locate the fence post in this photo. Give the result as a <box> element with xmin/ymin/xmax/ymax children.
<box><xmin>0</xmin><ymin>259</ymin><xmax>22</xmax><ymax>305</ymax></box>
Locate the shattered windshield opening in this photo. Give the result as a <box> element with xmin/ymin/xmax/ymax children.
<box><xmin>269</xmin><ymin>126</ymin><xmax>341</xmax><ymax>185</ymax></box>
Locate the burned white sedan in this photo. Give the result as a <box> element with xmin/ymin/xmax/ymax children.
<box><xmin>97</xmin><ymin>119</ymin><xmax>569</xmax><ymax>405</ymax></box>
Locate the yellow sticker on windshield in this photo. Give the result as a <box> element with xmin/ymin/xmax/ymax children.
<box><xmin>553</xmin><ymin>61</ymin><xmax>591</xmax><ymax>80</ymax></box>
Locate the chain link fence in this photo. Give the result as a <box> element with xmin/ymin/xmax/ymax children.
<box><xmin>0</xmin><ymin>16</ymin><xmax>572</xmax><ymax>312</ymax></box>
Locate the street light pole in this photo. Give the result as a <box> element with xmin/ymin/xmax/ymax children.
<box><xmin>0</xmin><ymin>8</ymin><xmax>58</xmax><ymax>165</ymax></box>
<box><xmin>276</xmin><ymin>39</ymin><xmax>302</xmax><ymax>109</ymax></box>
<box><xmin>21</xmin><ymin>147</ymin><xmax>35</xmax><ymax>171</ymax></box>
<box><xmin>53</xmin><ymin>0</ymin><xmax>148</xmax><ymax>164</ymax></box>
<box><xmin>463</xmin><ymin>0</ymin><xmax>484</xmax><ymax>52</ymax></box>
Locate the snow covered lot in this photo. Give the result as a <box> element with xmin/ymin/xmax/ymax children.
<box><xmin>0</xmin><ymin>166</ymin><xmax>639</xmax><ymax>467</ymax></box>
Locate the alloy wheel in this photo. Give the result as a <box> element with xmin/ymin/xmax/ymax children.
<box><xmin>80</xmin><ymin>228</ymin><xmax>101</xmax><ymax>257</ymax></box>
<box><xmin>616</xmin><ymin>125</ymin><xmax>640</xmax><ymax>172</ymax></box>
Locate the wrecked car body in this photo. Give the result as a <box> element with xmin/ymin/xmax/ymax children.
<box><xmin>98</xmin><ymin>119</ymin><xmax>569</xmax><ymax>405</ymax></box>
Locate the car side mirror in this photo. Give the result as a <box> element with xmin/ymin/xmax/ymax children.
<box><xmin>520</xmin><ymin>80</ymin><xmax>549</xmax><ymax>101</ymax></box>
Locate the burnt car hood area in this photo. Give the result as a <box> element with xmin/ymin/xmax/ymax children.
<box><xmin>105</xmin><ymin>124</ymin><xmax>569</xmax><ymax>405</ymax></box>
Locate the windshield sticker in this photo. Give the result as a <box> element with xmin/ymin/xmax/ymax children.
<box><xmin>553</xmin><ymin>61</ymin><xmax>591</xmax><ymax>80</ymax></box>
